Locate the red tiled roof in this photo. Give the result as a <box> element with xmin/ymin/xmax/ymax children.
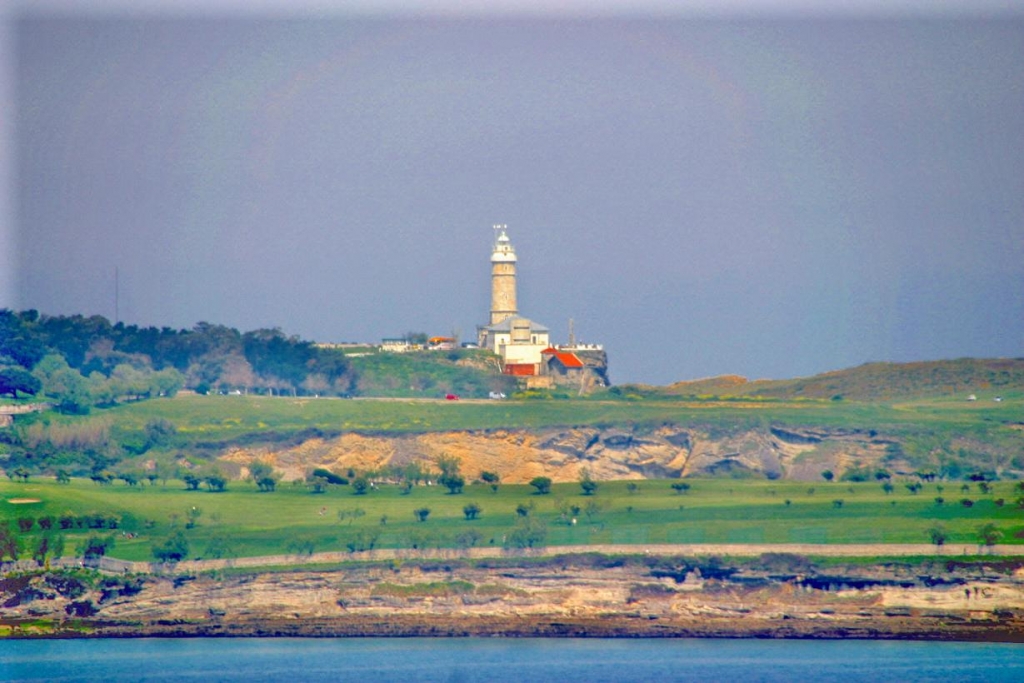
<box><xmin>551</xmin><ymin>352</ymin><xmax>584</xmax><ymax>368</ymax></box>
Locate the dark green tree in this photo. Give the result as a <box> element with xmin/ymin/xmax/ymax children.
<box><xmin>34</xmin><ymin>533</ymin><xmax>64</xmax><ymax>565</ymax></box>
<box><xmin>440</xmin><ymin>473</ymin><xmax>465</xmax><ymax>494</ymax></box>
<box><xmin>0</xmin><ymin>367</ymin><xmax>41</xmax><ymax>398</ymax></box>
<box><xmin>153</xmin><ymin>532</ymin><xmax>190</xmax><ymax>563</ymax></box>
<box><xmin>249</xmin><ymin>460</ymin><xmax>276</xmax><ymax>491</ymax></box>
<box><xmin>79</xmin><ymin>534</ymin><xmax>114</xmax><ymax>560</ymax></box>
<box><xmin>579</xmin><ymin>468</ymin><xmax>598</xmax><ymax>496</ymax></box>
<box><xmin>436</xmin><ymin>455</ymin><xmax>464</xmax><ymax>494</ymax></box>
<box><xmin>480</xmin><ymin>471</ymin><xmax>500</xmax><ymax>493</ymax></box>
<box><xmin>928</xmin><ymin>524</ymin><xmax>948</xmax><ymax>550</ymax></box>
<box><xmin>529</xmin><ymin>476</ymin><xmax>552</xmax><ymax>495</ymax></box>
<box><xmin>0</xmin><ymin>524</ymin><xmax>21</xmax><ymax>561</ymax></box>
<box><xmin>204</xmin><ymin>473</ymin><xmax>228</xmax><ymax>492</ymax></box>
<box><xmin>463</xmin><ymin>503</ymin><xmax>482</xmax><ymax>520</ymax></box>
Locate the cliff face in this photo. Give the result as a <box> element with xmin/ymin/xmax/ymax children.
<box><xmin>219</xmin><ymin>424</ymin><xmax>895</xmax><ymax>483</ymax></box>
<box><xmin>5</xmin><ymin>557</ymin><xmax>1024</xmax><ymax>640</ymax></box>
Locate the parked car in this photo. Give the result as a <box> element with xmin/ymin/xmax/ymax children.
<box><xmin>445</xmin><ymin>393</ymin><xmax>460</xmax><ymax>401</ymax></box>
<box><xmin>488</xmin><ymin>391</ymin><xmax>506</xmax><ymax>400</ymax></box>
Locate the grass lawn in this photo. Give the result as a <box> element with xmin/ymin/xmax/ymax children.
<box><xmin>24</xmin><ymin>392</ymin><xmax>1021</xmax><ymax>455</ymax></box>
<box><xmin>3</xmin><ymin>477</ymin><xmax>1021</xmax><ymax>562</ymax></box>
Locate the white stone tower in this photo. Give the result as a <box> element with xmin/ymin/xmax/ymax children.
<box><xmin>489</xmin><ymin>224</ymin><xmax>518</xmax><ymax>326</ymax></box>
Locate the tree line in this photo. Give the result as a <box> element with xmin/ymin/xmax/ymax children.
<box><xmin>0</xmin><ymin>309</ymin><xmax>354</xmax><ymax>412</ymax></box>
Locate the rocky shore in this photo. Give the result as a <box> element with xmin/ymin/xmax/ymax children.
<box><xmin>4</xmin><ymin>552</ymin><xmax>1024</xmax><ymax>641</ymax></box>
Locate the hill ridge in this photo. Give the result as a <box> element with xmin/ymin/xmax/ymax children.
<box><xmin>661</xmin><ymin>357</ymin><xmax>1024</xmax><ymax>401</ymax></box>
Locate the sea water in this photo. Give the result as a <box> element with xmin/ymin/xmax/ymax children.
<box><xmin>4</xmin><ymin>637</ymin><xmax>1024</xmax><ymax>682</ymax></box>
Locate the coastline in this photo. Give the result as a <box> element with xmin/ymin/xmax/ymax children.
<box><xmin>4</xmin><ymin>549</ymin><xmax>1024</xmax><ymax>642</ymax></box>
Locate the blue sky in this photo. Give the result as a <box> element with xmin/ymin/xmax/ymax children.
<box><xmin>2</xmin><ymin>2</ymin><xmax>1022</xmax><ymax>384</ymax></box>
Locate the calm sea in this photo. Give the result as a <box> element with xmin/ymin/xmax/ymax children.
<box><xmin>3</xmin><ymin>638</ymin><xmax>1024</xmax><ymax>682</ymax></box>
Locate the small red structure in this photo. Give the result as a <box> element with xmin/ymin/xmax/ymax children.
<box><xmin>503</xmin><ymin>363</ymin><xmax>536</xmax><ymax>376</ymax></box>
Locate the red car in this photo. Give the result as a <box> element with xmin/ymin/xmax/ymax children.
<box><xmin>445</xmin><ymin>393</ymin><xmax>460</xmax><ymax>401</ymax></box>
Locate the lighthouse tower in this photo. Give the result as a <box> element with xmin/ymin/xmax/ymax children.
<box><xmin>489</xmin><ymin>224</ymin><xmax>518</xmax><ymax>325</ymax></box>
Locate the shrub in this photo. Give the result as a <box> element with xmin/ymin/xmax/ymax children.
<box><xmin>579</xmin><ymin>469</ymin><xmax>598</xmax><ymax>496</ymax></box>
<box><xmin>311</xmin><ymin>468</ymin><xmax>348</xmax><ymax>485</ymax></box>
<box><xmin>440</xmin><ymin>473</ymin><xmax>465</xmax><ymax>495</ymax></box>
<box><xmin>152</xmin><ymin>532</ymin><xmax>190</xmax><ymax>563</ymax></box>
<box><xmin>529</xmin><ymin>476</ymin><xmax>552</xmax><ymax>495</ymax></box>
<box><xmin>79</xmin><ymin>534</ymin><xmax>114</xmax><ymax>560</ymax></box>
<box><xmin>481</xmin><ymin>471</ymin><xmax>500</xmax><ymax>493</ymax></box>
<box><xmin>840</xmin><ymin>466</ymin><xmax>871</xmax><ymax>483</ymax></box>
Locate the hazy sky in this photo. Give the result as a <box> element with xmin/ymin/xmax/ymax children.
<box><xmin>3</xmin><ymin>2</ymin><xmax>1023</xmax><ymax>385</ymax></box>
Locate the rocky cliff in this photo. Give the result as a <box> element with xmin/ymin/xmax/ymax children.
<box><xmin>5</xmin><ymin>554</ymin><xmax>1023</xmax><ymax>640</ymax></box>
<box><xmin>219</xmin><ymin>424</ymin><xmax>898</xmax><ymax>483</ymax></box>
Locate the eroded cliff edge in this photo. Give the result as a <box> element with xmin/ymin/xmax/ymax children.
<box><xmin>219</xmin><ymin>424</ymin><xmax>899</xmax><ymax>483</ymax></box>
<box><xmin>5</xmin><ymin>554</ymin><xmax>1024</xmax><ymax>640</ymax></box>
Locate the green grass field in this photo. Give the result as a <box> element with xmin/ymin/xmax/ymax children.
<box><xmin>4</xmin><ymin>391</ymin><xmax>1022</xmax><ymax>563</ymax></box>
<box><xmin>3</xmin><ymin>476</ymin><xmax>1021</xmax><ymax>562</ymax></box>
<box><xmin>47</xmin><ymin>392</ymin><xmax>1021</xmax><ymax>447</ymax></box>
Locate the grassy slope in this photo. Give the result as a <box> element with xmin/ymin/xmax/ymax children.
<box><xmin>662</xmin><ymin>358</ymin><xmax>1024</xmax><ymax>402</ymax></box>
<box><xmin>2</xmin><ymin>477</ymin><xmax>1021</xmax><ymax>562</ymax></box>
<box><xmin>87</xmin><ymin>391</ymin><xmax>1022</xmax><ymax>439</ymax></box>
